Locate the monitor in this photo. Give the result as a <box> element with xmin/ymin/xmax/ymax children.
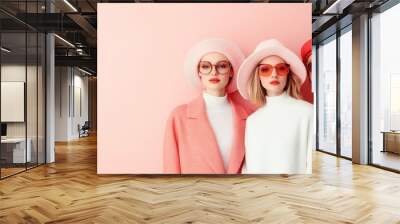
<box><xmin>1</xmin><ymin>123</ymin><xmax>7</xmax><ymax>137</ymax></box>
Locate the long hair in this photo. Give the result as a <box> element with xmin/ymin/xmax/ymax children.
<box><xmin>248</xmin><ymin>68</ymin><xmax>302</xmax><ymax>106</ymax></box>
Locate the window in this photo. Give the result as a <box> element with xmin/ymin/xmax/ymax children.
<box><xmin>0</xmin><ymin>2</ymin><xmax>46</xmax><ymax>179</ymax></box>
<box><xmin>390</xmin><ymin>74</ymin><xmax>400</xmax><ymax>130</ymax></box>
<box><xmin>370</xmin><ymin>2</ymin><xmax>400</xmax><ymax>171</ymax></box>
<box><xmin>339</xmin><ymin>27</ymin><xmax>352</xmax><ymax>158</ymax></box>
<box><xmin>317</xmin><ymin>36</ymin><xmax>337</xmax><ymax>154</ymax></box>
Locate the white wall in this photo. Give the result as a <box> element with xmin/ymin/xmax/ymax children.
<box><xmin>55</xmin><ymin>66</ymin><xmax>70</xmax><ymax>141</ymax></box>
<box><xmin>55</xmin><ymin>67</ymin><xmax>89</xmax><ymax>141</ymax></box>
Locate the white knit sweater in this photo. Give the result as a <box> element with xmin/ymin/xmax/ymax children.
<box><xmin>203</xmin><ymin>92</ymin><xmax>234</xmax><ymax>169</ymax></box>
<box><xmin>243</xmin><ymin>92</ymin><xmax>314</xmax><ymax>174</ymax></box>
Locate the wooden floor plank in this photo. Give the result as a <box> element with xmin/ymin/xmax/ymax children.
<box><xmin>0</xmin><ymin>134</ymin><xmax>400</xmax><ymax>223</ymax></box>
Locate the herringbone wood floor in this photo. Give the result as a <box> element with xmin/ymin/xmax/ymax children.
<box><xmin>1</xmin><ymin>134</ymin><xmax>400</xmax><ymax>224</ymax></box>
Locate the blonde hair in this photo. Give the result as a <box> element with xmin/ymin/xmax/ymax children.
<box><xmin>248</xmin><ymin>67</ymin><xmax>302</xmax><ymax>106</ymax></box>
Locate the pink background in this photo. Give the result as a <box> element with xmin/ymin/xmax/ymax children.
<box><xmin>97</xmin><ymin>3</ymin><xmax>311</xmax><ymax>174</ymax></box>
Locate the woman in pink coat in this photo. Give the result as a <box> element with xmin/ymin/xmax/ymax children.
<box><xmin>163</xmin><ymin>38</ymin><xmax>255</xmax><ymax>174</ymax></box>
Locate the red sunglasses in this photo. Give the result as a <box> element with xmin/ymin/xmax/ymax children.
<box><xmin>257</xmin><ymin>63</ymin><xmax>290</xmax><ymax>77</ymax></box>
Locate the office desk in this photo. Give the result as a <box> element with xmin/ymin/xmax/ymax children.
<box><xmin>381</xmin><ymin>131</ymin><xmax>400</xmax><ymax>154</ymax></box>
<box><xmin>1</xmin><ymin>138</ymin><xmax>32</xmax><ymax>163</ymax></box>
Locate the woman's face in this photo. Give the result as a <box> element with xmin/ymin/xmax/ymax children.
<box><xmin>257</xmin><ymin>55</ymin><xmax>289</xmax><ymax>96</ymax></box>
<box><xmin>198</xmin><ymin>52</ymin><xmax>232</xmax><ymax>93</ymax></box>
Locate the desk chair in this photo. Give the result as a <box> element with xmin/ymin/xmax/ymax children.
<box><xmin>79</xmin><ymin>121</ymin><xmax>90</xmax><ymax>138</ymax></box>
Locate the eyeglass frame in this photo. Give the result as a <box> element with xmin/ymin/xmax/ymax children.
<box><xmin>256</xmin><ymin>63</ymin><xmax>291</xmax><ymax>77</ymax></box>
<box><xmin>197</xmin><ymin>60</ymin><xmax>233</xmax><ymax>75</ymax></box>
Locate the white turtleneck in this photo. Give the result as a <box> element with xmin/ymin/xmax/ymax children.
<box><xmin>202</xmin><ymin>92</ymin><xmax>234</xmax><ymax>169</ymax></box>
<box><xmin>244</xmin><ymin>92</ymin><xmax>314</xmax><ymax>174</ymax></box>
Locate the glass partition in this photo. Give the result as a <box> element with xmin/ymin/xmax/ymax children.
<box><xmin>1</xmin><ymin>31</ymin><xmax>28</xmax><ymax>177</ymax></box>
<box><xmin>0</xmin><ymin>1</ymin><xmax>46</xmax><ymax>179</ymax></box>
<box><xmin>317</xmin><ymin>35</ymin><xmax>337</xmax><ymax>155</ymax></box>
<box><xmin>38</xmin><ymin>32</ymin><xmax>45</xmax><ymax>165</ymax></box>
<box><xmin>27</xmin><ymin>31</ymin><xmax>38</xmax><ymax>169</ymax></box>
<box><xmin>370</xmin><ymin>3</ymin><xmax>400</xmax><ymax>171</ymax></box>
<box><xmin>339</xmin><ymin>27</ymin><xmax>352</xmax><ymax>158</ymax></box>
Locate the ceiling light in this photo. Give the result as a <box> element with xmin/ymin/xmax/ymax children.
<box><xmin>54</xmin><ymin>34</ymin><xmax>75</xmax><ymax>48</ymax></box>
<box><xmin>63</xmin><ymin>0</ymin><xmax>78</xmax><ymax>12</ymax></box>
<box><xmin>1</xmin><ymin>47</ymin><xmax>11</xmax><ymax>53</ymax></box>
<box><xmin>78</xmin><ymin>67</ymin><xmax>93</xmax><ymax>76</ymax></box>
<box><xmin>323</xmin><ymin>0</ymin><xmax>355</xmax><ymax>15</ymax></box>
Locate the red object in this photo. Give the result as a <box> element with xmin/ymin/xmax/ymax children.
<box><xmin>300</xmin><ymin>39</ymin><xmax>313</xmax><ymax>104</ymax></box>
<box><xmin>301</xmin><ymin>39</ymin><xmax>312</xmax><ymax>65</ymax></box>
<box><xmin>270</xmin><ymin>80</ymin><xmax>280</xmax><ymax>85</ymax></box>
<box><xmin>300</xmin><ymin>75</ymin><xmax>313</xmax><ymax>104</ymax></box>
<box><xmin>257</xmin><ymin>63</ymin><xmax>290</xmax><ymax>77</ymax></box>
<box><xmin>209</xmin><ymin>78</ymin><xmax>221</xmax><ymax>83</ymax></box>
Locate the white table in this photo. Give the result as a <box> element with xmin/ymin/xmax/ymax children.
<box><xmin>1</xmin><ymin>138</ymin><xmax>32</xmax><ymax>163</ymax></box>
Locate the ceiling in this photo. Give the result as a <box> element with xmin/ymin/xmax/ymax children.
<box><xmin>0</xmin><ymin>0</ymin><xmax>394</xmax><ymax>75</ymax></box>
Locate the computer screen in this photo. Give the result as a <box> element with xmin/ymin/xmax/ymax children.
<box><xmin>1</xmin><ymin>123</ymin><xmax>7</xmax><ymax>137</ymax></box>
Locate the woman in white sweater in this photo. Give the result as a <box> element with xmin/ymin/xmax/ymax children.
<box><xmin>237</xmin><ymin>39</ymin><xmax>314</xmax><ymax>174</ymax></box>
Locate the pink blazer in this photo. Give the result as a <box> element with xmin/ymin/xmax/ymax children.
<box><xmin>163</xmin><ymin>91</ymin><xmax>256</xmax><ymax>174</ymax></box>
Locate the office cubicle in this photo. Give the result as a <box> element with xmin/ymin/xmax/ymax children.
<box><xmin>0</xmin><ymin>1</ymin><xmax>46</xmax><ymax>179</ymax></box>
